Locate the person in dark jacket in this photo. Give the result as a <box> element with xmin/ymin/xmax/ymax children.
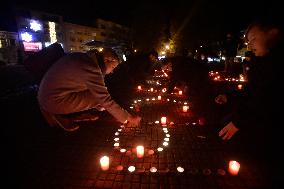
<box><xmin>127</xmin><ymin>50</ymin><xmax>159</xmax><ymax>84</ymax></box>
<box><xmin>217</xmin><ymin>19</ymin><xmax>283</xmax><ymax>187</ymax></box>
<box><xmin>223</xmin><ymin>33</ymin><xmax>239</xmax><ymax>74</ymax></box>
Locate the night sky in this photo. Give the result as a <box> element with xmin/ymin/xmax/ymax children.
<box><xmin>1</xmin><ymin>0</ymin><xmax>282</xmax><ymax>50</ymax></box>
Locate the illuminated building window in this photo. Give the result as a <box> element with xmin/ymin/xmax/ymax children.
<box><xmin>48</xmin><ymin>21</ymin><xmax>57</xmax><ymax>43</ymax></box>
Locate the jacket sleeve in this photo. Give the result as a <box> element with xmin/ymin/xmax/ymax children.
<box><xmin>84</xmin><ymin>62</ymin><xmax>131</xmax><ymax>123</ymax></box>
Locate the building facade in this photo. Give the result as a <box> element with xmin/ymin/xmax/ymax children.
<box><xmin>63</xmin><ymin>22</ymin><xmax>104</xmax><ymax>52</ymax></box>
<box><xmin>0</xmin><ymin>31</ymin><xmax>19</xmax><ymax>65</ymax></box>
<box><xmin>15</xmin><ymin>9</ymin><xmax>65</xmax><ymax>56</ymax></box>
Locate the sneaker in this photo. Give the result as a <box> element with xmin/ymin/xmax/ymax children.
<box><xmin>53</xmin><ymin>115</ymin><xmax>80</xmax><ymax>132</ymax></box>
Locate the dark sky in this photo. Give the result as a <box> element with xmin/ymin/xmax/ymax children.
<box><xmin>2</xmin><ymin>0</ymin><xmax>282</xmax><ymax>50</ymax></box>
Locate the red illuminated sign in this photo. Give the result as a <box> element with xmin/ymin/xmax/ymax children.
<box><xmin>23</xmin><ymin>42</ymin><xmax>42</xmax><ymax>52</ymax></box>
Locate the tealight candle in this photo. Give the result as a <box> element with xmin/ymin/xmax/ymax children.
<box><xmin>120</xmin><ymin>149</ymin><xmax>126</xmax><ymax>153</ymax></box>
<box><xmin>100</xmin><ymin>156</ymin><xmax>109</xmax><ymax>171</ymax></box>
<box><xmin>138</xmin><ymin>85</ymin><xmax>142</xmax><ymax>90</ymax></box>
<box><xmin>114</xmin><ymin>143</ymin><xmax>119</xmax><ymax>147</ymax></box>
<box><xmin>228</xmin><ymin>160</ymin><xmax>240</xmax><ymax>175</ymax></box>
<box><xmin>158</xmin><ymin>96</ymin><xmax>161</xmax><ymax>100</ymax></box>
<box><xmin>150</xmin><ymin>88</ymin><xmax>154</xmax><ymax>92</ymax></box>
<box><xmin>136</xmin><ymin>145</ymin><xmax>144</xmax><ymax>158</ymax></box>
<box><xmin>179</xmin><ymin>91</ymin><xmax>182</xmax><ymax>95</ymax></box>
<box><xmin>157</xmin><ymin>147</ymin><xmax>163</xmax><ymax>152</ymax></box>
<box><xmin>161</xmin><ymin>117</ymin><xmax>167</xmax><ymax>125</ymax></box>
<box><xmin>177</xmin><ymin>166</ymin><xmax>184</xmax><ymax>172</ymax></box>
<box><xmin>128</xmin><ymin>166</ymin><xmax>136</xmax><ymax>172</ymax></box>
<box><xmin>238</xmin><ymin>84</ymin><xmax>243</xmax><ymax>90</ymax></box>
<box><xmin>150</xmin><ymin>167</ymin><xmax>157</xmax><ymax>173</ymax></box>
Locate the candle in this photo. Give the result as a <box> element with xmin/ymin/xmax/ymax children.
<box><xmin>150</xmin><ymin>88</ymin><xmax>153</xmax><ymax>92</ymax></box>
<box><xmin>163</xmin><ymin>142</ymin><xmax>169</xmax><ymax>146</ymax></box>
<box><xmin>179</xmin><ymin>90</ymin><xmax>182</xmax><ymax>95</ymax></box>
<box><xmin>238</xmin><ymin>84</ymin><xmax>243</xmax><ymax>90</ymax></box>
<box><xmin>100</xmin><ymin>156</ymin><xmax>109</xmax><ymax>171</ymax></box>
<box><xmin>128</xmin><ymin>166</ymin><xmax>136</xmax><ymax>172</ymax></box>
<box><xmin>114</xmin><ymin>142</ymin><xmax>119</xmax><ymax>147</ymax></box>
<box><xmin>138</xmin><ymin>85</ymin><xmax>142</xmax><ymax>90</ymax></box>
<box><xmin>120</xmin><ymin>148</ymin><xmax>126</xmax><ymax>153</ymax></box>
<box><xmin>157</xmin><ymin>147</ymin><xmax>163</xmax><ymax>152</ymax></box>
<box><xmin>150</xmin><ymin>167</ymin><xmax>157</xmax><ymax>173</ymax></box>
<box><xmin>177</xmin><ymin>166</ymin><xmax>184</xmax><ymax>172</ymax></box>
<box><xmin>136</xmin><ymin>145</ymin><xmax>144</xmax><ymax>158</ymax></box>
<box><xmin>182</xmin><ymin>105</ymin><xmax>188</xmax><ymax>112</ymax></box>
<box><xmin>161</xmin><ymin>117</ymin><xmax>167</xmax><ymax>125</ymax></box>
<box><xmin>228</xmin><ymin>160</ymin><xmax>240</xmax><ymax>175</ymax></box>
<box><xmin>158</xmin><ymin>96</ymin><xmax>161</xmax><ymax>100</ymax></box>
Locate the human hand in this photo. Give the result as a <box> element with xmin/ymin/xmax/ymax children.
<box><xmin>215</xmin><ymin>94</ymin><xmax>227</xmax><ymax>104</ymax></box>
<box><xmin>219</xmin><ymin>121</ymin><xmax>239</xmax><ymax>140</ymax></box>
<box><xmin>125</xmin><ymin>115</ymin><xmax>141</xmax><ymax>127</ymax></box>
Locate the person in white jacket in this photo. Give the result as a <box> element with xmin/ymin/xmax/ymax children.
<box><xmin>38</xmin><ymin>48</ymin><xmax>141</xmax><ymax>131</ymax></box>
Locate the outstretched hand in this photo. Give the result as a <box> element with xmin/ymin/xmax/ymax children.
<box><xmin>215</xmin><ymin>94</ymin><xmax>227</xmax><ymax>104</ymax></box>
<box><xmin>219</xmin><ymin>121</ymin><xmax>239</xmax><ymax>140</ymax></box>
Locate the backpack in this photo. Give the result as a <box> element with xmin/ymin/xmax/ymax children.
<box><xmin>23</xmin><ymin>42</ymin><xmax>65</xmax><ymax>84</ymax></box>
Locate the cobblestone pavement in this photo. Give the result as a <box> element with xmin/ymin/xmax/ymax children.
<box><xmin>3</xmin><ymin>70</ymin><xmax>267</xmax><ymax>188</ymax></box>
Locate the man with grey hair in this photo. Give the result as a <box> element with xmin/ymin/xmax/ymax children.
<box><xmin>38</xmin><ymin>48</ymin><xmax>141</xmax><ymax>131</ymax></box>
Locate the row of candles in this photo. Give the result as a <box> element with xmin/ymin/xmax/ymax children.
<box><xmin>100</xmin><ymin>156</ymin><xmax>240</xmax><ymax>175</ymax></box>
<box><xmin>209</xmin><ymin>71</ymin><xmax>246</xmax><ymax>82</ymax></box>
<box><xmin>100</xmin><ymin>117</ymin><xmax>241</xmax><ymax>175</ymax></box>
<box><xmin>138</xmin><ymin>85</ymin><xmax>183</xmax><ymax>95</ymax></box>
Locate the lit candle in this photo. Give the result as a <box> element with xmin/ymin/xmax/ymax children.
<box><xmin>163</xmin><ymin>142</ymin><xmax>169</xmax><ymax>146</ymax></box>
<box><xmin>150</xmin><ymin>167</ymin><xmax>157</xmax><ymax>173</ymax></box>
<box><xmin>157</xmin><ymin>147</ymin><xmax>163</xmax><ymax>152</ymax></box>
<box><xmin>138</xmin><ymin>85</ymin><xmax>142</xmax><ymax>90</ymax></box>
<box><xmin>177</xmin><ymin>166</ymin><xmax>184</xmax><ymax>172</ymax></box>
<box><xmin>179</xmin><ymin>90</ymin><xmax>183</xmax><ymax>95</ymax></box>
<box><xmin>238</xmin><ymin>84</ymin><xmax>243</xmax><ymax>90</ymax></box>
<box><xmin>136</xmin><ymin>145</ymin><xmax>144</xmax><ymax>158</ymax></box>
<box><xmin>120</xmin><ymin>148</ymin><xmax>126</xmax><ymax>153</ymax></box>
<box><xmin>100</xmin><ymin>156</ymin><xmax>109</xmax><ymax>171</ymax></box>
<box><xmin>150</xmin><ymin>88</ymin><xmax>153</xmax><ymax>92</ymax></box>
<box><xmin>114</xmin><ymin>143</ymin><xmax>119</xmax><ymax>147</ymax></box>
<box><xmin>158</xmin><ymin>96</ymin><xmax>161</xmax><ymax>100</ymax></box>
<box><xmin>128</xmin><ymin>166</ymin><xmax>136</xmax><ymax>172</ymax></box>
<box><xmin>228</xmin><ymin>160</ymin><xmax>240</xmax><ymax>175</ymax></box>
<box><xmin>161</xmin><ymin>117</ymin><xmax>167</xmax><ymax>125</ymax></box>
<box><xmin>182</xmin><ymin>105</ymin><xmax>188</xmax><ymax>112</ymax></box>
